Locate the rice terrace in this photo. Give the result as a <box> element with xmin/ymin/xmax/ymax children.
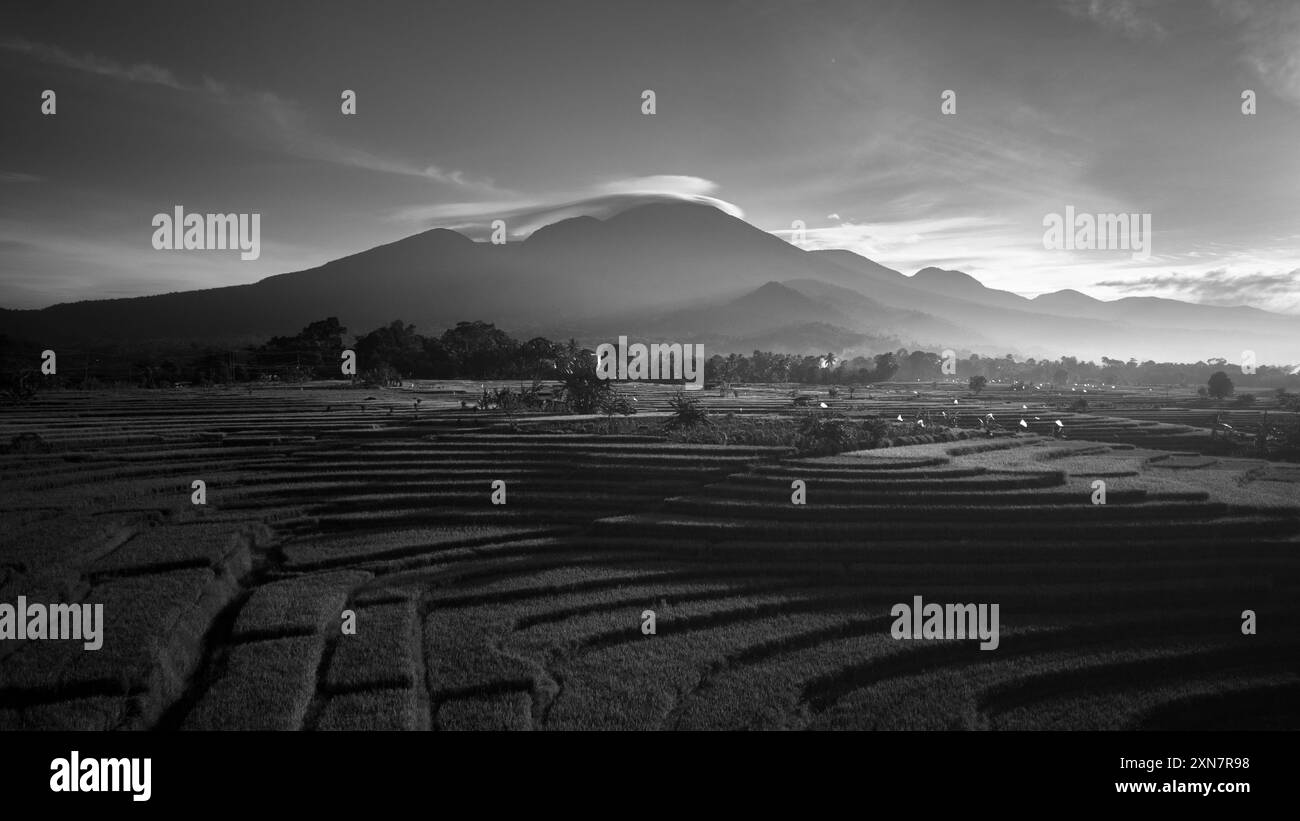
<box><xmin>5</xmin><ymin>0</ymin><xmax>1300</xmax><ymax>760</ymax></box>
<box><xmin>4</xmin><ymin>375</ymin><xmax>1298</xmax><ymax>731</ymax></box>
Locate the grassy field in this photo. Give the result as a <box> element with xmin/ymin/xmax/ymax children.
<box><xmin>1</xmin><ymin>380</ymin><xmax>1297</xmax><ymax>730</ymax></box>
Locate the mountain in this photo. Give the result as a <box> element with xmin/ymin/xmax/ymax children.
<box><xmin>1</xmin><ymin>203</ymin><xmax>826</xmax><ymax>344</ymax></box>
<box><xmin>905</xmin><ymin>267</ymin><xmax>1033</xmax><ymax>312</ymax></box>
<box><xmin>780</xmin><ymin>279</ymin><xmax>985</xmax><ymax>348</ymax></box>
<box><xmin>812</xmin><ymin>251</ymin><xmax>1298</xmax><ymax>362</ymax></box>
<box><xmin>608</xmin><ymin>280</ymin><xmax>940</xmax><ymax>356</ymax></box>
<box><xmin>1032</xmin><ymin>289</ymin><xmax>1102</xmax><ymax>315</ymax></box>
<box><xmin>1035</xmin><ymin>290</ymin><xmax>1297</xmax><ymax>334</ymax></box>
<box><xmin>652</xmin><ymin>281</ymin><xmax>848</xmax><ymax>335</ymax></box>
<box><xmin>2</xmin><ymin>201</ymin><xmax>1297</xmax><ymax>364</ymax></box>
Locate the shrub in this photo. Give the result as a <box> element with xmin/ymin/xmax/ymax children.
<box><xmin>796</xmin><ymin>412</ymin><xmax>856</xmax><ymax>455</ymax></box>
<box><xmin>360</xmin><ymin>364</ymin><xmax>401</xmax><ymax>387</ymax></box>
<box><xmin>556</xmin><ymin>353</ymin><xmax>611</xmax><ymax>413</ymax></box>
<box><xmin>665</xmin><ymin>415</ymin><xmax>778</xmax><ymax>446</ymax></box>
<box><xmin>1276</xmin><ymin>420</ymin><xmax>1300</xmax><ymax>454</ymax></box>
<box><xmin>2</xmin><ymin>369</ymin><xmax>39</xmax><ymax>405</ymax></box>
<box><xmin>474</xmin><ymin>384</ymin><xmax>552</xmax><ymax>412</ymax></box>
<box><xmin>598</xmin><ymin>390</ymin><xmax>637</xmax><ymax>417</ymax></box>
<box><xmin>861</xmin><ymin>417</ymin><xmax>892</xmax><ymax>439</ymax></box>
<box><xmin>665</xmin><ymin>391</ymin><xmax>709</xmax><ymax>430</ymax></box>
<box><xmin>6</xmin><ymin>432</ymin><xmax>51</xmax><ymax>454</ymax></box>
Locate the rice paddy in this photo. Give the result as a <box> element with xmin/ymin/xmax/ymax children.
<box><xmin>2</xmin><ymin>381</ymin><xmax>1296</xmax><ymax>730</ymax></box>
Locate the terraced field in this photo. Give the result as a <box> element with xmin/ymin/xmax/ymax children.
<box><xmin>2</xmin><ymin>384</ymin><xmax>1297</xmax><ymax>730</ymax></box>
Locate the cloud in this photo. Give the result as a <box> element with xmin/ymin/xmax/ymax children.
<box><xmin>387</xmin><ymin>175</ymin><xmax>744</xmax><ymax>237</ymax></box>
<box><xmin>1064</xmin><ymin>0</ymin><xmax>1300</xmax><ymax>106</ymax></box>
<box><xmin>0</xmin><ymin>171</ymin><xmax>41</xmax><ymax>183</ymax></box>
<box><xmin>209</xmin><ymin>89</ymin><xmax>502</xmax><ymax>193</ymax></box>
<box><xmin>595</xmin><ymin>175</ymin><xmax>719</xmax><ymax>197</ymax></box>
<box><xmin>2</xmin><ymin>38</ymin><xmax>498</xmax><ymax>193</ymax></box>
<box><xmin>1096</xmin><ymin>268</ymin><xmax>1300</xmax><ymax>307</ymax></box>
<box><xmin>1212</xmin><ymin>0</ymin><xmax>1300</xmax><ymax>105</ymax></box>
<box><xmin>771</xmin><ymin>215</ymin><xmax>1017</xmax><ymax>264</ymax></box>
<box><xmin>1058</xmin><ymin>0</ymin><xmax>1169</xmax><ymax>41</ymax></box>
<box><xmin>1</xmin><ymin>36</ymin><xmax>186</xmax><ymax>89</ymax></box>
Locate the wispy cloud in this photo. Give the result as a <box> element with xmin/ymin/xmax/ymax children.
<box><xmin>1060</xmin><ymin>1</ymin><xmax>1300</xmax><ymax>106</ymax></box>
<box><xmin>1096</xmin><ymin>268</ymin><xmax>1300</xmax><ymax>309</ymax></box>
<box><xmin>233</xmin><ymin>90</ymin><xmax>504</xmax><ymax>193</ymax></box>
<box><xmin>2</xmin><ymin>37</ymin><xmax>499</xmax><ymax>193</ymax></box>
<box><xmin>1213</xmin><ymin>0</ymin><xmax>1300</xmax><ymax>105</ymax></box>
<box><xmin>1058</xmin><ymin>0</ymin><xmax>1170</xmax><ymax>41</ymax></box>
<box><xmin>0</xmin><ymin>171</ymin><xmax>41</xmax><ymax>183</ymax></box>
<box><xmin>772</xmin><ymin>214</ymin><xmax>1046</xmax><ymax>279</ymax></box>
<box><xmin>1</xmin><ymin>36</ymin><xmax>186</xmax><ymax>89</ymax></box>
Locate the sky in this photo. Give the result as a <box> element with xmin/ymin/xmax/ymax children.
<box><xmin>1</xmin><ymin>0</ymin><xmax>1297</xmax><ymax>313</ymax></box>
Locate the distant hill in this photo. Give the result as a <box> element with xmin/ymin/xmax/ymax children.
<box><xmin>3</xmin><ymin>201</ymin><xmax>1296</xmax><ymax>363</ymax></box>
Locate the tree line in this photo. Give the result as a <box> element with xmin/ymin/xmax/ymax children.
<box><xmin>4</xmin><ymin>318</ymin><xmax>1298</xmax><ymax>392</ymax></box>
<box><xmin>705</xmin><ymin>349</ymin><xmax>1300</xmax><ymax>390</ymax></box>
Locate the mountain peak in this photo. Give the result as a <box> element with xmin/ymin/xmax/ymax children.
<box><xmin>733</xmin><ymin>280</ymin><xmax>817</xmax><ymax>308</ymax></box>
<box><xmin>911</xmin><ymin>266</ymin><xmax>982</xmax><ymax>286</ymax></box>
<box><xmin>522</xmin><ymin>215</ymin><xmax>604</xmax><ymax>247</ymax></box>
<box><xmin>605</xmin><ymin>200</ymin><xmax>756</xmax><ymax>234</ymax></box>
<box><xmin>319</xmin><ymin>225</ymin><xmax>474</xmax><ymax>270</ymax></box>
<box><xmin>384</xmin><ymin>226</ymin><xmax>475</xmax><ymax>249</ymax></box>
<box><xmin>608</xmin><ymin>200</ymin><xmax>733</xmax><ymax>222</ymax></box>
<box><xmin>523</xmin><ymin>201</ymin><xmax>746</xmax><ymax>251</ymax></box>
<box><xmin>1033</xmin><ymin>288</ymin><xmax>1100</xmax><ymax>304</ymax></box>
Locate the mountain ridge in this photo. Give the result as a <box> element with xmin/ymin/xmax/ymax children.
<box><xmin>2</xmin><ymin>202</ymin><xmax>1296</xmax><ymax>363</ymax></box>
